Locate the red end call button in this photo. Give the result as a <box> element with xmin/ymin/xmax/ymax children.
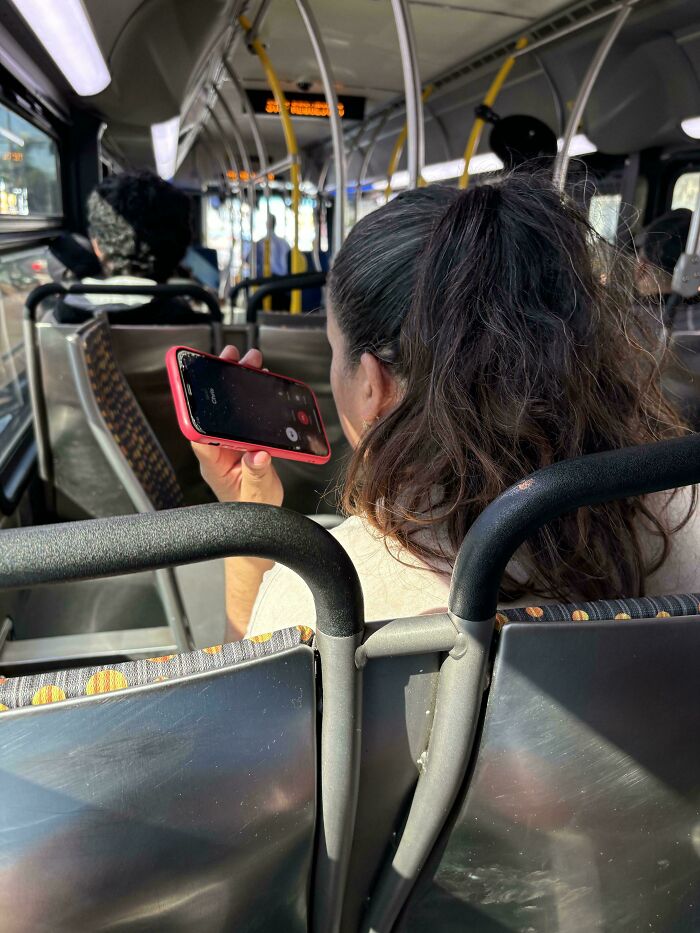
<box><xmin>296</xmin><ymin>410</ymin><xmax>310</xmax><ymax>426</ymax></box>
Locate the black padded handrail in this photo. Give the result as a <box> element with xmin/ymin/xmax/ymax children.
<box><xmin>24</xmin><ymin>282</ymin><xmax>223</xmax><ymax>322</ymax></box>
<box><xmin>229</xmin><ymin>273</ymin><xmax>284</xmax><ymax>306</ymax></box>
<box><xmin>246</xmin><ymin>271</ymin><xmax>327</xmax><ymax>323</ymax></box>
<box><xmin>0</xmin><ymin>502</ymin><xmax>363</xmax><ymax>638</ymax></box>
<box><xmin>230</xmin><ymin>271</ymin><xmax>327</xmax><ymax>312</ymax></box>
<box><xmin>450</xmin><ymin>433</ymin><xmax>700</xmax><ymax>622</ymax></box>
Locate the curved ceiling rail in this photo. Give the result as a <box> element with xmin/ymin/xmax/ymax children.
<box><xmin>339</xmin><ymin>0</ymin><xmax>641</xmax><ymax>181</ymax></box>
<box><xmin>294</xmin><ymin>0</ymin><xmax>346</xmax><ymax>251</ymax></box>
<box><xmin>239</xmin><ymin>11</ymin><xmax>304</xmax><ymax>312</ymax></box>
<box><xmin>553</xmin><ymin>0</ymin><xmax>637</xmax><ymax>189</ymax></box>
<box><xmin>391</xmin><ymin>0</ymin><xmax>424</xmax><ymax>190</ymax></box>
<box><xmin>458</xmin><ymin>35</ymin><xmax>528</xmax><ymax>190</ymax></box>
<box><xmin>211</xmin><ymin>86</ymin><xmax>258</xmax><ymax>278</ymax></box>
<box><xmin>384</xmin><ymin>84</ymin><xmax>433</xmax><ymax>199</ymax></box>
<box><xmin>221</xmin><ymin>60</ymin><xmax>272</xmax><ymax>284</ymax></box>
<box><xmin>200</xmin><ymin>121</ymin><xmax>240</xmax><ymax>291</ymax></box>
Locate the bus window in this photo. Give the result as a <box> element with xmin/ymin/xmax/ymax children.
<box><xmin>0</xmin><ymin>105</ymin><xmax>60</xmax><ymax>459</ymax></box>
<box><xmin>671</xmin><ymin>172</ymin><xmax>700</xmax><ymax>211</ymax></box>
<box><xmin>588</xmin><ymin>193</ymin><xmax>621</xmax><ymax>243</ymax></box>
<box><xmin>0</xmin><ymin>103</ymin><xmax>61</xmax><ymax>218</ymax></box>
<box><xmin>0</xmin><ymin>245</ymin><xmax>51</xmax><ymax>454</ymax></box>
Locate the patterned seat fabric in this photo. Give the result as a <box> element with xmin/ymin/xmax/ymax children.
<box><xmin>81</xmin><ymin>316</ymin><xmax>184</xmax><ymax>510</ymax></box>
<box><xmin>0</xmin><ymin>625</ymin><xmax>314</xmax><ymax>711</ymax></box>
<box><xmin>496</xmin><ymin>592</ymin><xmax>700</xmax><ymax>628</ymax></box>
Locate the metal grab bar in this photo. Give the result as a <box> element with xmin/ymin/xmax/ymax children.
<box><xmin>391</xmin><ymin>0</ymin><xmax>424</xmax><ymax>190</ymax></box>
<box><xmin>24</xmin><ymin>282</ymin><xmax>223</xmax><ymax>322</ymax></box>
<box><xmin>553</xmin><ymin>0</ymin><xmax>636</xmax><ymax>189</ymax></box>
<box><xmin>458</xmin><ymin>36</ymin><xmax>528</xmax><ymax>190</ymax></box>
<box><xmin>239</xmin><ymin>12</ymin><xmax>305</xmax><ymax>310</ymax></box>
<box><xmin>0</xmin><ymin>501</ymin><xmax>361</xmax><ymax>635</ymax></box>
<box><xmin>450</xmin><ymin>432</ymin><xmax>700</xmax><ymax>622</ymax></box>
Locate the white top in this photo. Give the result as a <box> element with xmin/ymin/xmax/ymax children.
<box><xmin>247</xmin><ymin>488</ymin><xmax>700</xmax><ymax>636</ymax></box>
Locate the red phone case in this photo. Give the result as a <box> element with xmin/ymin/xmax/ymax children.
<box><xmin>166</xmin><ymin>346</ymin><xmax>332</xmax><ymax>465</ymax></box>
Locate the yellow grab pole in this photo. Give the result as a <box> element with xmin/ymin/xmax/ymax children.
<box><xmin>240</xmin><ymin>13</ymin><xmax>303</xmax><ymax>312</ymax></box>
<box><xmin>458</xmin><ymin>36</ymin><xmax>528</xmax><ymax>190</ymax></box>
<box><xmin>384</xmin><ymin>84</ymin><xmax>433</xmax><ymax>199</ymax></box>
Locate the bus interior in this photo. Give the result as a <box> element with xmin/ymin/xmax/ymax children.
<box><xmin>0</xmin><ymin>0</ymin><xmax>700</xmax><ymax>930</ymax></box>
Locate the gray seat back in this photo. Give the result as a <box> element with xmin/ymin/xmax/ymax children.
<box><xmin>0</xmin><ymin>640</ymin><xmax>316</xmax><ymax>933</ymax></box>
<box><xmin>35</xmin><ymin>316</ymin><xmax>131</xmax><ymax>517</ymax></box>
<box><xmin>406</xmin><ymin>615</ymin><xmax>700</xmax><ymax>931</ymax></box>
<box><xmin>25</xmin><ymin>283</ymin><xmax>232</xmax><ymax>512</ymax></box>
<box><xmin>256</xmin><ymin>318</ymin><xmax>349</xmax><ymax>515</ymax></box>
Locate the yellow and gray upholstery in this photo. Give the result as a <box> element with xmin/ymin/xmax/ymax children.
<box><xmin>2</xmin><ymin>592</ymin><xmax>697</xmax><ymax>711</ymax></box>
<box><xmin>496</xmin><ymin>591</ymin><xmax>700</xmax><ymax>625</ymax></box>
<box><xmin>0</xmin><ymin>625</ymin><xmax>313</xmax><ymax>710</ymax></box>
<box><xmin>78</xmin><ymin>315</ymin><xmax>183</xmax><ymax>511</ymax></box>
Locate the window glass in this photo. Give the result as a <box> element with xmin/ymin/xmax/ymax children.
<box><xmin>0</xmin><ymin>245</ymin><xmax>52</xmax><ymax>452</ymax></box>
<box><xmin>0</xmin><ymin>104</ymin><xmax>61</xmax><ymax>218</ymax></box>
<box><xmin>672</xmin><ymin>172</ymin><xmax>700</xmax><ymax>211</ymax></box>
<box><xmin>588</xmin><ymin>193</ymin><xmax>621</xmax><ymax>243</ymax></box>
<box><xmin>204</xmin><ymin>192</ymin><xmax>319</xmax><ymax>282</ymax></box>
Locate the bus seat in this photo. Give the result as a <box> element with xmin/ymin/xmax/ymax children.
<box><xmin>256</xmin><ymin>318</ymin><xmax>350</xmax><ymax>516</ymax></box>
<box><xmin>0</xmin><ymin>627</ymin><xmax>317</xmax><ymax>932</ymax></box>
<box><xmin>0</xmin><ymin>507</ymin><xmax>439</xmax><ymax>933</ymax></box>
<box><xmin>14</xmin><ymin>314</ymin><xmax>196</xmax><ymax>656</ymax></box>
<box><xmin>110</xmin><ymin>322</ymin><xmax>246</xmax><ymax>505</ymax></box>
<box><xmin>72</xmin><ymin>314</ymin><xmax>184</xmax><ymax>512</ymax></box>
<box><xmin>364</xmin><ymin>434</ymin><xmax>700</xmax><ymax>933</ymax></box>
<box><xmin>25</xmin><ymin>283</ymin><xmax>232</xmax><ymax>510</ymax></box>
<box><xmin>404</xmin><ymin>602</ymin><xmax>700</xmax><ymax>932</ymax></box>
<box><xmin>0</xmin><ymin>502</ymin><xmax>373</xmax><ymax>932</ymax></box>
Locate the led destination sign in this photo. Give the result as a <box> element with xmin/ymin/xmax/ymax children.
<box><xmin>246</xmin><ymin>89</ymin><xmax>365</xmax><ymax>121</ymax></box>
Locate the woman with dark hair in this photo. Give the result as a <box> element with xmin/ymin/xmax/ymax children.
<box><xmin>195</xmin><ymin>172</ymin><xmax>700</xmax><ymax>640</ymax></box>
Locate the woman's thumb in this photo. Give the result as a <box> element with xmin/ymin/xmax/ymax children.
<box><xmin>241</xmin><ymin>450</ymin><xmax>272</xmax><ymax>480</ymax></box>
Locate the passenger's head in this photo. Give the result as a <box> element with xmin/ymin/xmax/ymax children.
<box><xmin>328</xmin><ymin>172</ymin><xmax>692</xmax><ymax>602</ymax></box>
<box><xmin>635</xmin><ymin>208</ymin><xmax>691</xmax><ymax>295</ymax></box>
<box><xmin>87</xmin><ymin>171</ymin><xmax>192</xmax><ymax>282</ymax></box>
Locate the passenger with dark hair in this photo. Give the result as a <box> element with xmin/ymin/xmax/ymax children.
<box><xmin>54</xmin><ymin>171</ymin><xmax>203</xmax><ymax>325</ymax></box>
<box><xmin>195</xmin><ymin>173</ymin><xmax>700</xmax><ymax>640</ymax></box>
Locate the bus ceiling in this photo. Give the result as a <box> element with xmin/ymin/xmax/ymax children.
<box><xmin>0</xmin><ymin>0</ymin><xmax>699</xmax><ymax>198</ymax></box>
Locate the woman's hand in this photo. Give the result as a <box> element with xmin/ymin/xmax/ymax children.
<box><xmin>192</xmin><ymin>345</ymin><xmax>284</xmax><ymax>508</ymax></box>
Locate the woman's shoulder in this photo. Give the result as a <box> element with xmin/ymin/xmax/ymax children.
<box><xmin>247</xmin><ymin>515</ymin><xmax>450</xmax><ymax>637</ymax></box>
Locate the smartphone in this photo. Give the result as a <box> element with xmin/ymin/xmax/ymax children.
<box><xmin>167</xmin><ymin>346</ymin><xmax>331</xmax><ymax>464</ymax></box>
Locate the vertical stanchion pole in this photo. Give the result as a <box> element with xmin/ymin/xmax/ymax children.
<box><xmin>553</xmin><ymin>0</ymin><xmax>633</xmax><ymax>190</ymax></box>
<box><xmin>295</xmin><ymin>0</ymin><xmax>346</xmax><ymax>251</ymax></box>
<box><xmin>240</xmin><ymin>12</ymin><xmax>304</xmax><ymax>311</ymax></box>
<box><xmin>213</xmin><ymin>86</ymin><xmax>258</xmax><ymax>279</ymax></box>
<box><xmin>458</xmin><ymin>37</ymin><xmax>528</xmax><ymax>190</ymax></box>
<box><xmin>391</xmin><ymin>0</ymin><xmax>423</xmax><ymax>189</ymax></box>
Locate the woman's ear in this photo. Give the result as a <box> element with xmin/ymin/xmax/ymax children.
<box><xmin>358</xmin><ymin>351</ymin><xmax>397</xmax><ymax>424</ymax></box>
